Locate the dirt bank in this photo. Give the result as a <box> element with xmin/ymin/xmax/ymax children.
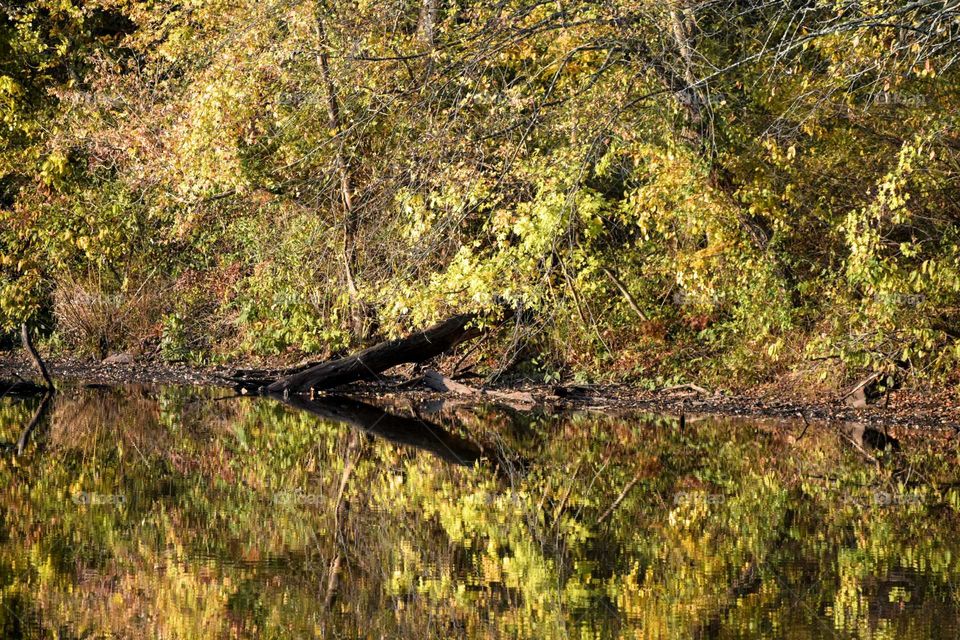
<box><xmin>1</xmin><ymin>351</ymin><xmax>957</xmax><ymax>431</ymax></box>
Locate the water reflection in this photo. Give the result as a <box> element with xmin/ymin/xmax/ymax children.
<box><xmin>278</xmin><ymin>393</ymin><xmax>485</xmax><ymax>466</ymax></box>
<box><xmin>0</xmin><ymin>384</ymin><xmax>958</xmax><ymax>638</ymax></box>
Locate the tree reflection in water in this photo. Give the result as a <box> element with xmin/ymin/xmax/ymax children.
<box><xmin>0</xmin><ymin>384</ymin><xmax>958</xmax><ymax>638</ymax></box>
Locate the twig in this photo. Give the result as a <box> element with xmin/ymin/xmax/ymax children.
<box><xmin>602</xmin><ymin>267</ymin><xmax>647</xmax><ymax>321</ymax></box>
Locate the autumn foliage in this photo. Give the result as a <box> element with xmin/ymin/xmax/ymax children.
<box><xmin>2</xmin><ymin>0</ymin><xmax>959</xmax><ymax>388</ymax></box>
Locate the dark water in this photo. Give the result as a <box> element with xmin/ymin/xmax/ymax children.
<box><xmin>1</xmin><ymin>384</ymin><xmax>959</xmax><ymax>639</ymax></box>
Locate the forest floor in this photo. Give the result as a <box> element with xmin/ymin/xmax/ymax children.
<box><xmin>1</xmin><ymin>351</ymin><xmax>958</xmax><ymax>432</ymax></box>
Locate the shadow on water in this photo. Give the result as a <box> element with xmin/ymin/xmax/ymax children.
<box><xmin>0</xmin><ymin>383</ymin><xmax>958</xmax><ymax>639</ymax></box>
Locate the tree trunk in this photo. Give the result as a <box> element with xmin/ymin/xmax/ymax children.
<box><xmin>21</xmin><ymin>323</ymin><xmax>53</xmax><ymax>390</ymax></box>
<box><xmin>315</xmin><ymin>16</ymin><xmax>364</xmax><ymax>336</ymax></box>
<box><xmin>669</xmin><ymin>0</ymin><xmax>704</xmax><ymax>144</ymax></box>
<box><xmin>417</xmin><ymin>0</ymin><xmax>438</xmax><ymax>46</ymax></box>
<box><xmin>266</xmin><ymin>312</ymin><xmax>482</xmax><ymax>393</ymax></box>
<box><xmin>634</xmin><ymin>11</ymin><xmax>782</xmax><ymax>264</ymax></box>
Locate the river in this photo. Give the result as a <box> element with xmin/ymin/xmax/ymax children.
<box><xmin>0</xmin><ymin>384</ymin><xmax>957</xmax><ymax>638</ymax></box>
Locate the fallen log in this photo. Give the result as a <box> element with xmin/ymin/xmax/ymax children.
<box><xmin>662</xmin><ymin>383</ymin><xmax>711</xmax><ymax>396</ymax></box>
<box><xmin>422</xmin><ymin>369</ymin><xmax>536</xmax><ymax>407</ymax></box>
<box><xmin>265</xmin><ymin>313</ymin><xmax>483</xmax><ymax>394</ymax></box>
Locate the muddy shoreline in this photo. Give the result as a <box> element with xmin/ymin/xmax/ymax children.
<box><xmin>1</xmin><ymin>352</ymin><xmax>957</xmax><ymax>432</ymax></box>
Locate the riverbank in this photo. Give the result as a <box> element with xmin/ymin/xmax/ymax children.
<box><xmin>1</xmin><ymin>351</ymin><xmax>957</xmax><ymax>432</ymax></box>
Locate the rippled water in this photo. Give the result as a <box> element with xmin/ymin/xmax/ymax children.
<box><xmin>1</xmin><ymin>384</ymin><xmax>959</xmax><ymax>638</ymax></box>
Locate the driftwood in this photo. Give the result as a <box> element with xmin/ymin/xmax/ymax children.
<box><xmin>422</xmin><ymin>369</ymin><xmax>536</xmax><ymax>407</ymax></box>
<box><xmin>265</xmin><ymin>313</ymin><xmax>483</xmax><ymax>394</ymax></box>
<box><xmin>662</xmin><ymin>383</ymin><xmax>711</xmax><ymax>396</ymax></box>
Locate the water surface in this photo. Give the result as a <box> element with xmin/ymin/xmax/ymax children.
<box><xmin>1</xmin><ymin>384</ymin><xmax>958</xmax><ymax>638</ymax></box>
